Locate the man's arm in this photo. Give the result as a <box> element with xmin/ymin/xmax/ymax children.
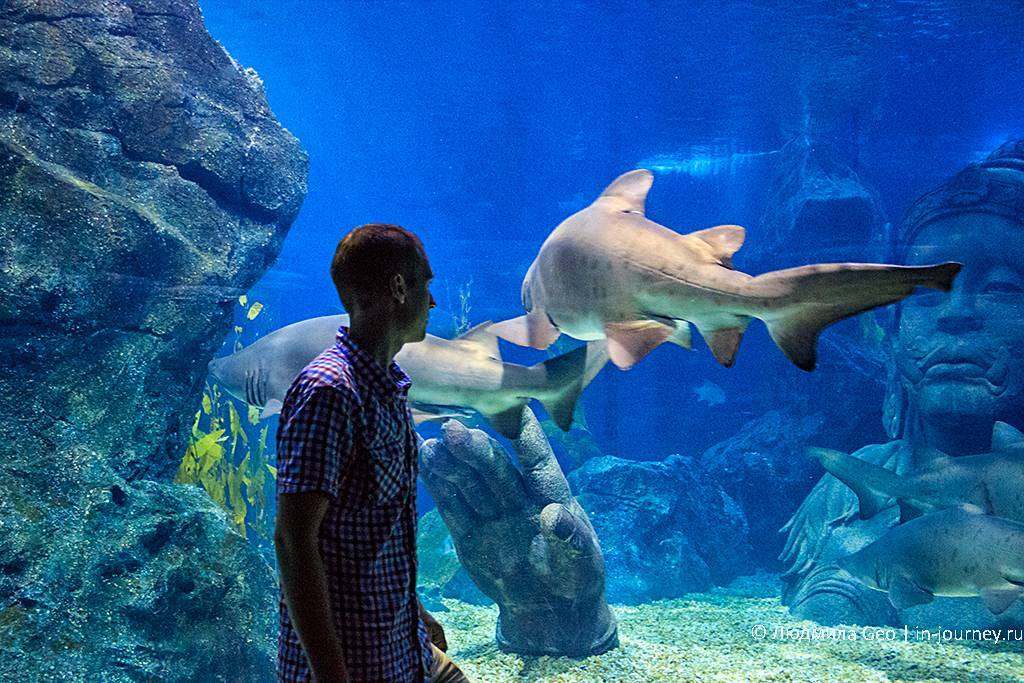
<box><xmin>276</xmin><ymin>490</ymin><xmax>349</xmax><ymax>683</ymax></box>
<box><xmin>418</xmin><ymin>597</ymin><xmax>448</xmax><ymax>651</ymax></box>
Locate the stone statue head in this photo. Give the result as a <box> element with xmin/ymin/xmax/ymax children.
<box><xmin>883</xmin><ymin>140</ymin><xmax>1024</xmax><ymax>444</ymax></box>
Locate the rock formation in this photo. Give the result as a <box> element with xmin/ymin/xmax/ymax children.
<box><xmin>568</xmin><ymin>453</ymin><xmax>754</xmax><ymax>603</ymax></box>
<box><xmin>0</xmin><ymin>1</ymin><xmax>307</xmax><ymax>678</ymax></box>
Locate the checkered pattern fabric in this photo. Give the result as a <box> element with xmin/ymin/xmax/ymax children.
<box><xmin>276</xmin><ymin>326</ymin><xmax>433</xmax><ymax>682</ymax></box>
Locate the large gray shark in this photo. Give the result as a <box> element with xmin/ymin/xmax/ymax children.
<box><xmin>490</xmin><ymin>169</ymin><xmax>961</xmax><ymax>371</ymax></box>
<box><xmin>808</xmin><ymin>422</ymin><xmax>1024</xmax><ymax>523</ymax></box>
<box><xmin>207</xmin><ymin>315</ymin><xmax>607</xmax><ymax>440</ymax></box>
<box><xmin>836</xmin><ymin>506</ymin><xmax>1024</xmax><ymax>614</ymax></box>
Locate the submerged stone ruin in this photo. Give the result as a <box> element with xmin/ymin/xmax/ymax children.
<box><xmin>0</xmin><ymin>0</ymin><xmax>307</xmax><ymax>678</ymax></box>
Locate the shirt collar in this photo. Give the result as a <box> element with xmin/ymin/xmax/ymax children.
<box><xmin>335</xmin><ymin>325</ymin><xmax>412</xmax><ymax>396</ymax></box>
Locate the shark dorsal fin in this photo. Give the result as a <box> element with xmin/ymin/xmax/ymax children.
<box><xmin>599</xmin><ymin>169</ymin><xmax>654</xmax><ymax>215</ymax></box>
<box><xmin>993</xmin><ymin>421</ymin><xmax>1024</xmax><ymax>451</ymax></box>
<box><xmin>690</xmin><ymin>225</ymin><xmax>746</xmax><ymax>269</ymax></box>
<box><xmin>456</xmin><ymin>321</ymin><xmax>501</xmax><ymax>360</ymax></box>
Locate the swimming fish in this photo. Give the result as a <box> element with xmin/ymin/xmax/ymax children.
<box><xmin>207</xmin><ymin>315</ymin><xmax>608</xmax><ymax>440</ymax></box>
<box><xmin>836</xmin><ymin>505</ymin><xmax>1024</xmax><ymax>615</ymax></box>
<box><xmin>807</xmin><ymin>422</ymin><xmax>1024</xmax><ymax>523</ymax></box>
<box><xmin>692</xmin><ymin>378</ymin><xmax>726</xmax><ymax>406</ymax></box>
<box><xmin>489</xmin><ymin>169</ymin><xmax>960</xmax><ymax>371</ymax></box>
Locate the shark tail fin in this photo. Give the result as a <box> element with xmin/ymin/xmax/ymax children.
<box><xmin>531</xmin><ymin>344</ymin><xmax>595</xmax><ymax>431</ymax></box>
<box><xmin>480</xmin><ymin>403</ymin><xmax>529</xmax><ymax>440</ymax></box>
<box><xmin>806</xmin><ymin>447</ymin><xmax>893</xmax><ymax>519</ymax></box>
<box><xmin>489</xmin><ymin>311</ymin><xmax>560</xmax><ymax>350</ymax></box>
<box><xmin>756</xmin><ymin>261</ymin><xmax>962</xmax><ymax>371</ymax></box>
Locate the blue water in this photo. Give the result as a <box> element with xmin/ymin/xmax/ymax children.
<box><xmin>196</xmin><ymin>0</ymin><xmax>1023</xmax><ymax>489</ymax></box>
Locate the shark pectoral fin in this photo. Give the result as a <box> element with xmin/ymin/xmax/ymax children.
<box><xmin>690</xmin><ymin>224</ymin><xmax>746</xmax><ymax>269</ymax></box>
<box><xmin>980</xmin><ymin>587</ymin><xmax>1023</xmax><ymax>615</ymax></box>
<box><xmin>456</xmin><ymin>321</ymin><xmax>502</xmax><ymax>360</ymax></box>
<box><xmin>259</xmin><ymin>399</ymin><xmax>283</xmax><ymax>420</ymax></box>
<box><xmin>642</xmin><ymin>313</ymin><xmax>693</xmax><ymax>350</ymax></box>
<box><xmin>488</xmin><ymin>311</ymin><xmax>560</xmax><ymax>350</ymax></box>
<box><xmin>697</xmin><ymin>326</ymin><xmax>746</xmax><ymax>367</ymax></box>
<box><xmin>481</xmin><ymin>404</ymin><xmax>528</xmax><ymax>440</ymax></box>
<box><xmin>604</xmin><ymin>321</ymin><xmax>674</xmax><ymax>369</ymax></box>
<box><xmin>993</xmin><ymin>421</ymin><xmax>1024</xmax><ymax>451</ymax></box>
<box><xmin>888</xmin><ymin>576</ymin><xmax>933</xmax><ymax>611</ymax></box>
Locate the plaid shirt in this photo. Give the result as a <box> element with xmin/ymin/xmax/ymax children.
<box><xmin>276</xmin><ymin>326</ymin><xmax>433</xmax><ymax>682</ymax></box>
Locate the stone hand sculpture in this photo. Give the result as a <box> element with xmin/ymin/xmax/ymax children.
<box><xmin>419</xmin><ymin>408</ymin><xmax>618</xmax><ymax>656</ymax></box>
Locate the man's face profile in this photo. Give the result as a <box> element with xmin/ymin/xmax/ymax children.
<box><xmin>397</xmin><ymin>253</ymin><xmax>435</xmax><ymax>343</ymax></box>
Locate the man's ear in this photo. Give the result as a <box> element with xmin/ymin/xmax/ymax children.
<box><xmin>390</xmin><ymin>273</ymin><xmax>407</xmax><ymax>304</ymax></box>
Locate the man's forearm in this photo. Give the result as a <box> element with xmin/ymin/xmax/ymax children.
<box><xmin>418</xmin><ymin>596</ymin><xmax>428</xmax><ymax>619</ymax></box>
<box><xmin>277</xmin><ymin>538</ymin><xmax>348</xmax><ymax>681</ymax></box>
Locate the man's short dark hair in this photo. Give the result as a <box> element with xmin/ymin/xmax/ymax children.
<box><xmin>331</xmin><ymin>224</ymin><xmax>426</xmax><ymax>311</ymax></box>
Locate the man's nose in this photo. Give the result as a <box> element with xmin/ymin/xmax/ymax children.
<box><xmin>429</xmin><ymin>293</ymin><xmax>437</xmax><ymax>309</ymax></box>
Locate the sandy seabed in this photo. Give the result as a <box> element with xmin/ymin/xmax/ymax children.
<box><xmin>435</xmin><ymin>593</ymin><xmax>1024</xmax><ymax>683</ymax></box>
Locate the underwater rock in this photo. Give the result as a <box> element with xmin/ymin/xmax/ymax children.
<box><xmin>416</xmin><ymin>508</ymin><xmax>494</xmax><ymax>606</ymax></box>
<box><xmin>0</xmin><ymin>473</ymin><xmax>277</xmax><ymax>681</ymax></box>
<box><xmin>758</xmin><ymin>136</ymin><xmax>887</xmax><ymax>264</ymax></box>
<box><xmin>420</xmin><ymin>411</ymin><xmax>618</xmax><ymax>656</ymax></box>
<box><xmin>0</xmin><ymin>0</ymin><xmax>308</xmax><ymax>482</ymax></box>
<box><xmin>0</xmin><ymin>0</ymin><xmax>306</xmax><ymax>678</ymax></box>
<box><xmin>698</xmin><ymin>409</ymin><xmax>825</xmax><ymax>570</ymax></box>
<box><xmin>568</xmin><ymin>453</ymin><xmax>753</xmax><ymax>603</ymax></box>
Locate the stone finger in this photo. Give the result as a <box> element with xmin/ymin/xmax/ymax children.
<box><xmin>440</xmin><ymin>419</ymin><xmax>526</xmax><ymax>511</ymax></box>
<box><xmin>510</xmin><ymin>407</ymin><xmax>572</xmax><ymax>506</ymax></box>
<box><xmin>420</xmin><ymin>437</ymin><xmax>501</xmax><ymax>519</ymax></box>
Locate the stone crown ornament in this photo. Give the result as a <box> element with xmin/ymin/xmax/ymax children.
<box><xmin>897</xmin><ymin>139</ymin><xmax>1024</xmax><ymax>262</ymax></box>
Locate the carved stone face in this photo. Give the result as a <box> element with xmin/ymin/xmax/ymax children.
<box><xmin>894</xmin><ymin>214</ymin><xmax>1024</xmax><ymax>425</ymax></box>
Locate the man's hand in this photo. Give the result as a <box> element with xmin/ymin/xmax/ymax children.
<box><xmin>421</xmin><ymin>610</ymin><xmax>448</xmax><ymax>652</ymax></box>
<box><xmin>419</xmin><ymin>408</ymin><xmax>618</xmax><ymax>656</ymax></box>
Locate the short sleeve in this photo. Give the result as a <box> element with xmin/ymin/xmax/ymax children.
<box><xmin>276</xmin><ymin>385</ymin><xmax>355</xmax><ymax>497</ymax></box>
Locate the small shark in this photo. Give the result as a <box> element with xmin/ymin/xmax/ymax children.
<box><xmin>489</xmin><ymin>169</ymin><xmax>960</xmax><ymax>371</ymax></box>
<box><xmin>207</xmin><ymin>315</ymin><xmax>607</xmax><ymax>440</ymax></box>
<box><xmin>693</xmin><ymin>378</ymin><xmax>726</xmax><ymax>407</ymax></box>
<box><xmin>836</xmin><ymin>505</ymin><xmax>1024</xmax><ymax>615</ymax></box>
<box><xmin>808</xmin><ymin>421</ymin><xmax>1024</xmax><ymax>523</ymax></box>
